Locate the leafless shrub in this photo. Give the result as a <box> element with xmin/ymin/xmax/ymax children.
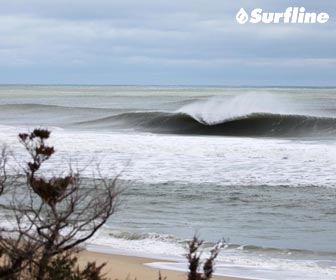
<box><xmin>0</xmin><ymin>145</ymin><xmax>9</xmax><ymax>196</ymax></box>
<box><xmin>0</xmin><ymin>128</ymin><xmax>122</xmax><ymax>279</ymax></box>
<box><xmin>186</xmin><ymin>236</ymin><xmax>224</xmax><ymax>280</ymax></box>
<box><xmin>158</xmin><ymin>271</ymin><xmax>167</xmax><ymax>280</ymax></box>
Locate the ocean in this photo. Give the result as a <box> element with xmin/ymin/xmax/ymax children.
<box><xmin>0</xmin><ymin>85</ymin><xmax>336</xmax><ymax>279</ymax></box>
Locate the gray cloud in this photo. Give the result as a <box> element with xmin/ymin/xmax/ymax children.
<box><xmin>0</xmin><ymin>0</ymin><xmax>335</xmax><ymax>85</ymax></box>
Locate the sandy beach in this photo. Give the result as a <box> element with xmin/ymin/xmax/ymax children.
<box><xmin>2</xmin><ymin>86</ymin><xmax>336</xmax><ymax>279</ymax></box>
<box><xmin>78</xmin><ymin>250</ymin><xmax>250</xmax><ymax>280</ymax></box>
<box><xmin>0</xmin><ymin>0</ymin><xmax>335</xmax><ymax>278</ymax></box>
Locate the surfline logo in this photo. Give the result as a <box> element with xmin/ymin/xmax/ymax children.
<box><xmin>236</xmin><ymin>7</ymin><xmax>330</xmax><ymax>24</ymax></box>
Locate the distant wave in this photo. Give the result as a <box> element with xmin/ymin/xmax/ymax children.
<box><xmin>0</xmin><ymin>103</ymin><xmax>111</xmax><ymax>111</ymax></box>
<box><xmin>76</xmin><ymin>111</ymin><xmax>336</xmax><ymax>137</ymax></box>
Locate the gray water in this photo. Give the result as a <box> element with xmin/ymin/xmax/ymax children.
<box><xmin>0</xmin><ymin>85</ymin><xmax>336</xmax><ymax>279</ymax></box>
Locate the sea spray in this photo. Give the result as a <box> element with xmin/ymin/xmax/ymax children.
<box><xmin>177</xmin><ymin>92</ymin><xmax>301</xmax><ymax>125</ymax></box>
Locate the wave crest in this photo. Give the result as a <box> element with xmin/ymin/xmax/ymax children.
<box><xmin>76</xmin><ymin>111</ymin><xmax>336</xmax><ymax>137</ymax></box>
<box><xmin>76</xmin><ymin>93</ymin><xmax>336</xmax><ymax>137</ymax></box>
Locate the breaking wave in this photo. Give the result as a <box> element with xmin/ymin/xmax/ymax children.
<box><xmin>75</xmin><ymin>93</ymin><xmax>336</xmax><ymax>137</ymax></box>
<box><xmin>6</xmin><ymin>93</ymin><xmax>336</xmax><ymax>137</ymax></box>
<box><xmin>77</xmin><ymin>111</ymin><xmax>336</xmax><ymax>137</ymax></box>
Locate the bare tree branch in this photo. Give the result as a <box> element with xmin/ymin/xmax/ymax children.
<box><xmin>0</xmin><ymin>129</ymin><xmax>122</xmax><ymax>279</ymax></box>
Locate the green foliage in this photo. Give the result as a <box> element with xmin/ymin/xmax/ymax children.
<box><xmin>46</xmin><ymin>256</ymin><xmax>79</xmax><ymax>280</ymax></box>
<box><xmin>46</xmin><ymin>255</ymin><xmax>106</xmax><ymax>280</ymax></box>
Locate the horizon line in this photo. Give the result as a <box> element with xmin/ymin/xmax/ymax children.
<box><xmin>0</xmin><ymin>84</ymin><xmax>335</xmax><ymax>89</ymax></box>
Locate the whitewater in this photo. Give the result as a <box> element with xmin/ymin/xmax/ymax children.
<box><xmin>0</xmin><ymin>86</ymin><xmax>336</xmax><ymax>279</ymax></box>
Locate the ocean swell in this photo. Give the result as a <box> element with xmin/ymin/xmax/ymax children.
<box><xmin>76</xmin><ymin>111</ymin><xmax>336</xmax><ymax>137</ymax></box>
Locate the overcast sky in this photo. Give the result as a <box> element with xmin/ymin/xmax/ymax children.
<box><xmin>0</xmin><ymin>0</ymin><xmax>335</xmax><ymax>86</ymax></box>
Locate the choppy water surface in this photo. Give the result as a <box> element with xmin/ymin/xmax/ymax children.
<box><xmin>0</xmin><ymin>86</ymin><xmax>336</xmax><ymax>279</ymax></box>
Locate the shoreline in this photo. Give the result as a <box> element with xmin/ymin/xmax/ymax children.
<box><xmin>78</xmin><ymin>250</ymin><xmax>251</xmax><ymax>280</ymax></box>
